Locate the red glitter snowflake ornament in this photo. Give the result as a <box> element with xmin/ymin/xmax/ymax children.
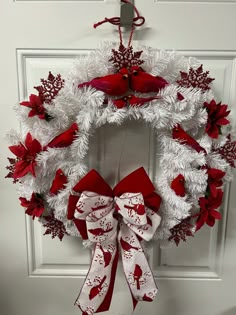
<box><xmin>169</xmin><ymin>217</ymin><xmax>194</xmax><ymax>246</ymax></box>
<box><xmin>5</xmin><ymin>157</ymin><xmax>19</xmax><ymax>184</ymax></box>
<box><xmin>34</xmin><ymin>71</ymin><xmax>65</xmax><ymax>104</ymax></box>
<box><xmin>109</xmin><ymin>44</ymin><xmax>144</xmax><ymax>71</ymax></box>
<box><xmin>177</xmin><ymin>64</ymin><xmax>215</xmax><ymax>91</ymax></box>
<box><xmin>43</xmin><ymin>213</ymin><xmax>68</xmax><ymax>241</ymax></box>
<box><xmin>215</xmin><ymin>135</ymin><xmax>236</xmax><ymax>168</ymax></box>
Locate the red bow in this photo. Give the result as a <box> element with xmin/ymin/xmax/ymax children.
<box><xmin>67</xmin><ymin>167</ymin><xmax>161</xmax><ymax>315</ymax></box>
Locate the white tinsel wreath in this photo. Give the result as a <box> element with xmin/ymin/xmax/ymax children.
<box><xmin>6</xmin><ymin>42</ymin><xmax>236</xmax><ymax>246</ymax></box>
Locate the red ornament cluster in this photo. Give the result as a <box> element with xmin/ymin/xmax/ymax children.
<box><xmin>170</xmin><ymin>92</ymin><xmax>231</xmax><ymax>238</ymax></box>
<box><xmin>15</xmin><ymin>168</ymin><xmax>69</xmax><ymax>236</ymax></box>
<box><xmin>6</xmin><ymin>122</ymin><xmax>78</xmax><ymax>184</ymax></box>
<box><xmin>170</xmin><ymin>109</ymin><xmax>233</xmax><ymax>242</ymax></box>
<box><xmin>78</xmin><ymin>47</ymin><xmax>169</xmax><ymax>108</ymax></box>
<box><xmin>20</xmin><ymin>72</ymin><xmax>64</xmax><ymax>121</ymax></box>
<box><xmin>6</xmin><ymin>70</ymin><xmax>79</xmax><ymax>230</ymax></box>
<box><xmin>171</xmin><ymin>121</ymin><xmax>229</xmax><ymax>236</ymax></box>
<box><xmin>169</xmin><ymin>167</ymin><xmax>226</xmax><ymax>241</ymax></box>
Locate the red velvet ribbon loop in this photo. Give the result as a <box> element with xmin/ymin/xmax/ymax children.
<box><xmin>73</xmin><ymin>169</ymin><xmax>113</xmax><ymax>197</ymax></box>
<box><xmin>113</xmin><ymin>167</ymin><xmax>161</xmax><ymax>212</ymax></box>
<box><xmin>69</xmin><ymin>167</ymin><xmax>161</xmax><ymax>216</ymax></box>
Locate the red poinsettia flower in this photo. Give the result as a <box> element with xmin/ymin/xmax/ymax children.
<box><xmin>207</xmin><ymin>168</ymin><xmax>226</xmax><ymax>198</ymax></box>
<box><xmin>20</xmin><ymin>94</ymin><xmax>46</xmax><ymax>119</ymax></box>
<box><xmin>8</xmin><ymin>133</ymin><xmax>42</xmax><ymax>179</ymax></box>
<box><xmin>19</xmin><ymin>193</ymin><xmax>45</xmax><ymax>219</ymax></box>
<box><xmin>204</xmin><ymin>100</ymin><xmax>230</xmax><ymax>139</ymax></box>
<box><xmin>195</xmin><ymin>189</ymin><xmax>223</xmax><ymax>231</ymax></box>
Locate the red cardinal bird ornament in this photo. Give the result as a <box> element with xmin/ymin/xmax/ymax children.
<box><xmin>112</xmin><ymin>94</ymin><xmax>161</xmax><ymax>108</ymax></box>
<box><xmin>130</xmin><ymin>66</ymin><xmax>169</xmax><ymax>93</ymax></box>
<box><xmin>78</xmin><ymin>68</ymin><xmax>129</xmax><ymax>96</ymax></box>
<box><xmin>45</xmin><ymin>123</ymin><xmax>78</xmax><ymax>149</ymax></box>
<box><xmin>171</xmin><ymin>174</ymin><xmax>186</xmax><ymax>197</ymax></box>
<box><xmin>172</xmin><ymin>124</ymin><xmax>206</xmax><ymax>154</ymax></box>
<box><xmin>50</xmin><ymin>169</ymin><xmax>68</xmax><ymax>195</ymax></box>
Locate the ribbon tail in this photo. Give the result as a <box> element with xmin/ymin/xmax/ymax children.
<box><xmin>75</xmin><ymin>239</ymin><xmax>118</xmax><ymax>315</ymax></box>
<box><xmin>118</xmin><ymin>223</ymin><xmax>158</xmax><ymax>307</ymax></box>
<box><xmin>131</xmin><ymin>292</ymin><xmax>138</xmax><ymax>312</ymax></box>
<box><xmin>96</xmin><ymin>240</ymin><xmax>119</xmax><ymax>313</ymax></box>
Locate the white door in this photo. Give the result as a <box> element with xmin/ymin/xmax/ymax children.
<box><xmin>1</xmin><ymin>1</ymin><xmax>236</xmax><ymax>315</ymax></box>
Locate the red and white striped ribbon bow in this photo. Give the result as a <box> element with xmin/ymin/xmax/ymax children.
<box><xmin>67</xmin><ymin>167</ymin><xmax>162</xmax><ymax>315</ymax></box>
